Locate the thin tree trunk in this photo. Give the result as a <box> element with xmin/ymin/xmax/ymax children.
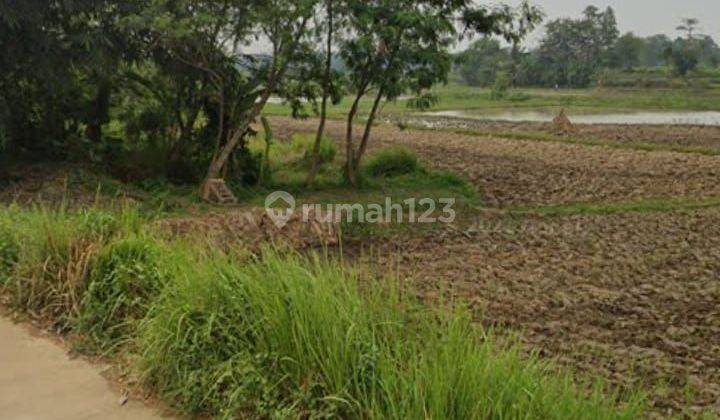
<box><xmin>86</xmin><ymin>78</ymin><xmax>111</xmax><ymax>143</ymax></box>
<box><xmin>203</xmin><ymin>18</ymin><xmax>310</xmax><ymax>185</ymax></box>
<box><xmin>204</xmin><ymin>89</ymin><xmax>272</xmax><ymax>181</ymax></box>
<box><xmin>353</xmin><ymin>86</ymin><xmax>384</xmax><ymax>174</ymax></box>
<box><xmin>306</xmin><ymin>0</ymin><xmax>333</xmax><ymax>187</ymax></box>
<box><xmin>344</xmin><ymin>90</ymin><xmax>365</xmax><ymax>186</ymax></box>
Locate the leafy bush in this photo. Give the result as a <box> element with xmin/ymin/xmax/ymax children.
<box><xmin>0</xmin><ymin>225</ymin><xmax>19</xmax><ymax>284</ymax></box>
<box><xmin>137</xmin><ymin>249</ymin><xmax>644</xmax><ymax>419</ymax></box>
<box><xmin>365</xmin><ymin>147</ymin><xmax>420</xmax><ymax>177</ymax></box>
<box><xmin>292</xmin><ymin>134</ymin><xmax>337</xmax><ymax>167</ymax></box>
<box><xmin>490</xmin><ymin>71</ymin><xmax>510</xmax><ymax>100</ymax></box>
<box><xmin>77</xmin><ymin>235</ymin><xmax>165</xmax><ymax>351</ymax></box>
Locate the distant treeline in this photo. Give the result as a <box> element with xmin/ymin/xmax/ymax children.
<box><xmin>454</xmin><ymin>6</ymin><xmax>720</xmax><ymax>88</ymax></box>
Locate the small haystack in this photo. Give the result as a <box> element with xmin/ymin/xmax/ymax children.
<box><xmin>552</xmin><ymin>108</ymin><xmax>578</xmax><ymax>134</ymax></box>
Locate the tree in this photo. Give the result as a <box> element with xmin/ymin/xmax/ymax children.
<box><xmin>677</xmin><ymin>18</ymin><xmax>700</xmax><ymax>40</ymax></box>
<box><xmin>201</xmin><ymin>0</ymin><xmax>319</xmax><ymax>195</ymax></box>
<box><xmin>638</xmin><ymin>35</ymin><xmax>672</xmax><ymax>67</ymax></box>
<box><xmin>455</xmin><ymin>38</ymin><xmax>509</xmax><ymax>87</ymax></box>
<box><xmin>0</xmin><ymin>0</ymin><xmax>148</xmax><ymax>157</ymax></box>
<box><xmin>539</xmin><ymin>18</ymin><xmax>599</xmax><ymax>87</ymax></box>
<box><xmin>667</xmin><ymin>38</ymin><xmax>701</xmax><ymax>76</ymax></box>
<box><xmin>697</xmin><ymin>36</ymin><xmax>720</xmax><ymax>67</ymax></box>
<box><xmin>306</xmin><ymin>0</ymin><xmax>342</xmax><ymax>187</ymax></box>
<box><xmin>667</xmin><ymin>18</ymin><xmax>703</xmax><ymax>76</ymax></box>
<box><xmin>339</xmin><ymin>0</ymin><xmax>541</xmax><ymax>186</ymax></box>
<box><xmin>614</xmin><ymin>32</ymin><xmax>644</xmax><ymax>70</ymax></box>
<box><xmin>536</xmin><ymin>6</ymin><xmax>618</xmax><ymax>88</ymax></box>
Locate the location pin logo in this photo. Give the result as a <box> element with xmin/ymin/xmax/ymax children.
<box><xmin>265</xmin><ymin>191</ymin><xmax>296</xmax><ymax>228</ymax></box>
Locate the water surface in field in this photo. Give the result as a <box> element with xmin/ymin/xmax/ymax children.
<box><xmin>422</xmin><ymin>109</ymin><xmax>720</xmax><ymax>126</ymax></box>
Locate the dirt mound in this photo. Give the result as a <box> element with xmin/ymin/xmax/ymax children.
<box><xmin>157</xmin><ymin>208</ymin><xmax>339</xmax><ymax>252</ymax></box>
<box><xmin>552</xmin><ymin>108</ymin><xmax>578</xmax><ymax>134</ymax></box>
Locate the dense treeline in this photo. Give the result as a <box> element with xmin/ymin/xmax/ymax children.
<box><xmin>455</xmin><ymin>6</ymin><xmax>720</xmax><ymax>88</ymax></box>
<box><xmin>0</xmin><ymin>0</ymin><xmax>540</xmax><ymax>194</ymax></box>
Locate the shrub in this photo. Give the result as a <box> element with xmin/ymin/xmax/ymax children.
<box><xmin>77</xmin><ymin>235</ymin><xmax>165</xmax><ymax>352</ymax></box>
<box><xmin>292</xmin><ymin>134</ymin><xmax>337</xmax><ymax>166</ymax></box>
<box><xmin>365</xmin><ymin>147</ymin><xmax>420</xmax><ymax>177</ymax></box>
<box><xmin>137</xmin><ymin>249</ymin><xmax>644</xmax><ymax>419</ymax></box>
<box><xmin>490</xmin><ymin>71</ymin><xmax>510</xmax><ymax>100</ymax></box>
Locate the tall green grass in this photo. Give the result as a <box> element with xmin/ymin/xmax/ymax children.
<box><xmin>0</xmin><ymin>205</ymin><xmax>645</xmax><ymax>419</ymax></box>
<box><xmin>76</xmin><ymin>235</ymin><xmax>167</xmax><ymax>352</ymax></box>
<box><xmin>364</xmin><ymin>147</ymin><xmax>420</xmax><ymax>178</ymax></box>
<box><xmin>136</xmin><ymin>248</ymin><xmax>644</xmax><ymax>419</ymax></box>
<box><xmin>0</xmin><ymin>204</ymin><xmax>143</xmax><ymax>324</ymax></box>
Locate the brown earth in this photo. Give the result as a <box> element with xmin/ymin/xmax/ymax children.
<box><xmin>272</xmin><ymin>117</ymin><xmax>720</xmax><ymax>416</ymax></box>
<box><xmin>270</xmin><ymin>117</ymin><xmax>720</xmax><ymax>208</ymax></box>
<box><xmin>348</xmin><ymin>211</ymin><xmax>720</xmax><ymax>416</ymax></box>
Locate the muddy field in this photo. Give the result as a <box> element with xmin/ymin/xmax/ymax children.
<box><xmin>271</xmin><ymin>117</ymin><xmax>720</xmax><ymax>208</ymax></box>
<box><xmin>402</xmin><ymin>115</ymin><xmax>720</xmax><ymax>151</ymax></box>
<box><xmin>356</xmin><ymin>211</ymin><xmax>720</xmax><ymax>415</ymax></box>
<box><xmin>272</xmin><ymin>117</ymin><xmax>720</xmax><ymax>415</ymax></box>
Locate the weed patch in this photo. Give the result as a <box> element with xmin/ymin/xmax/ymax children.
<box><xmin>365</xmin><ymin>147</ymin><xmax>420</xmax><ymax>178</ymax></box>
<box><xmin>0</xmin><ymin>206</ymin><xmax>141</xmax><ymax>325</ymax></box>
<box><xmin>0</xmin><ymin>223</ymin><xmax>19</xmax><ymax>284</ymax></box>
<box><xmin>76</xmin><ymin>235</ymin><xmax>166</xmax><ymax>352</ymax></box>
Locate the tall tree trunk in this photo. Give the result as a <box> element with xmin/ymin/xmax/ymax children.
<box><xmin>344</xmin><ymin>91</ymin><xmax>365</xmax><ymax>186</ymax></box>
<box><xmin>202</xmin><ymin>17</ymin><xmax>310</xmax><ymax>189</ymax></box>
<box><xmin>306</xmin><ymin>0</ymin><xmax>333</xmax><ymax>187</ymax></box>
<box><xmin>204</xmin><ymin>90</ymin><xmax>272</xmax><ymax>181</ymax></box>
<box><xmin>86</xmin><ymin>78</ymin><xmax>111</xmax><ymax>143</ymax></box>
<box><xmin>353</xmin><ymin>86</ymin><xmax>384</xmax><ymax>174</ymax></box>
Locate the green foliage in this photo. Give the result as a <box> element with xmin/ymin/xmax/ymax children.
<box><xmin>455</xmin><ymin>38</ymin><xmax>509</xmax><ymax>87</ymax></box>
<box><xmin>613</xmin><ymin>32</ymin><xmax>645</xmax><ymax>70</ymax></box>
<box><xmin>490</xmin><ymin>72</ymin><xmax>511</xmax><ymax>100</ymax></box>
<box><xmin>292</xmin><ymin>134</ymin><xmax>337</xmax><ymax>167</ymax></box>
<box><xmin>77</xmin><ymin>236</ymin><xmax>166</xmax><ymax>352</ymax></box>
<box><xmin>0</xmin><ymin>205</ymin><xmax>142</xmax><ymax>324</ymax></box>
<box><xmin>260</xmin><ymin>116</ymin><xmax>274</xmax><ymax>183</ymax></box>
<box><xmin>667</xmin><ymin>38</ymin><xmax>702</xmax><ymax>77</ymax></box>
<box><xmin>0</xmin><ymin>224</ymin><xmax>19</xmax><ymax>284</ymax></box>
<box><xmin>365</xmin><ymin>148</ymin><xmax>420</xmax><ymax>178</ymax></box>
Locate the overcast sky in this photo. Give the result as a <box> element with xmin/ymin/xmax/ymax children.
<box><xmin>245</xmin><ymin>1</ymin><xmax>720</xmax><ymax>54</ymax></box>
<box><xmin>505</xmin><ymin>0</ymin><xmax>720</xmax><ymax>45</ymax></box>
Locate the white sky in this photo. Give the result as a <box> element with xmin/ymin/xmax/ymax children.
<box><xmin>245</xmin><ymin>1</ymin><xmax>720</xmax><ymax>54</ymax></box>
<box><xmin>505</xmin><ymin>0</ymin><xmax>720</xmax><ymax>45</ymax></box>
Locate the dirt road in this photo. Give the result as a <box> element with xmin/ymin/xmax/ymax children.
<box><xmin>0</xmin><ymin>317</ymin><xmax>165</xmax><ymax>420</ymax></box>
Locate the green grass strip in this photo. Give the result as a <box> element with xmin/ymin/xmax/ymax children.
<box><xmin>510</xmin><ymin>196</ymin><xmax>720</xmax><ymax>217</ymax></box>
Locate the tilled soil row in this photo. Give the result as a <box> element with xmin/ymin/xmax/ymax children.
<box><xmin>350</xmin><ymin>210</ymin><xmax>720</xmax><ymax>415</ymax></box>
<box><xmin>270</xmin><ymin>117</ymin><xmax>720</xmax><ymax>208</ymax></box>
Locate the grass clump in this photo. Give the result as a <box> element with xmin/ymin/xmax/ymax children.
<box><xmin>365</xmin><ymin>147</ymin><xmax>420</xmax><ymax>178</ymax></box>
<box><xmin>0</xmin><ymin>223</ymin><xmax>19</xmax><ymax>284</ymax></box>
<box><xmin>137</xmin><ymin>248</ymin><xmax>644</xmax><ymax>419</ymax></box>
<box><xmin>0</xmin><ymin>205</ymin><xmax>142</xmax><ymax>325</ymax></box>
<box><xmin>76</xmin><ymin>235</ymin><xmax>166</xmax><ymax>352</ymax></box>
<box><xmin>292</xmin><ymin>133</ymin><xmax>337</xmax><ymax>167</ymax></box>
